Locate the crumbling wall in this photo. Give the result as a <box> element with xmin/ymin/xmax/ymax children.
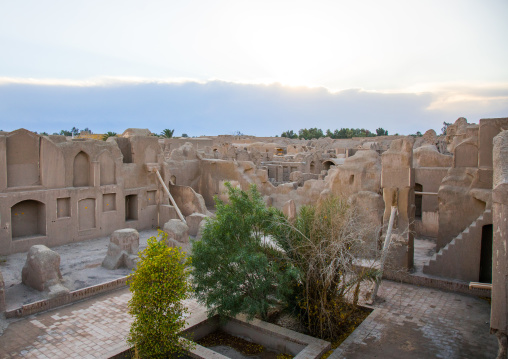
<box><xmin>325</xmin><ymin>150</ymin><xmax>381</xmax><ymax>195</ymax></box>
<box><xmin>436</xmin><ymin>118</ymin><xmax>507</xmax><ymax>250</ymax></box>
<box><xmin>381</xmin><ymin>138</ymin><xmax>415</xmax><ymax>271</ymax></box>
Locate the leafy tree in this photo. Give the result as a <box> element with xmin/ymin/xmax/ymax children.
<box><xmin>127</xmin><ymin>231</ymin><xmax>193</xmax><ymax>358</ymax></box>
<box><xmin>181</xmin><ymin>133</ymin><xmax>189</xmax><ymax>138</ymax></box>
<box><xmin>71</xmin><ymin>127</ymin><xmax>80</xmax><ymax>136</ymax></box>
<box><xmin>441</xmin><ymin>121</ymin><xmax>452</xmax><ymax>136</ymax></box>
<box><xmin>161</xmin><ymin>129</ymin><xmax>175</xmax><ymax>138</ymax></box>
<box><xmin>272</xmin><ymin>197</ymin><xmax>378</xmax><ymax>339</ymax></box>
<box><xmin>60</xmin><ymin>129</ymin><xmax>72</xmax><ymax>136</ymax></box>
<box><xmin>298</xmin><ymin>128</ymin><xmax>324</xmax><ymax>140</ymax></box>
<box><xmin>103</xmin><ymin>132</ymin><xmax>117</xmax><ymax>141</ymax></box>
<box><xmin>281</xmin><ymin>130</ymin><xmax>298</xmax><ymax>139</ymax></box>
<box><xmin>376</xmin><ymin>128</ymin><xmax>388</xmax><ymax>136</ymax></box>
<box><xmin>410</xmin><ymin>131</ymin><xmax>423</xmax><ymax>137</ymax></box>
<box><xmin>82</xmin><ymin>127</ymin><xmax>93</xmax><ymax>134</ymax></box>
<box><xmin>192</xmin><ymin>183</ymin><xmax>296</xmax><ymax>321</ymax></box>
<box><xmin>40</xmin><ymin>132</ymin><xmax>49</xmax><ymax>136</ymax></box>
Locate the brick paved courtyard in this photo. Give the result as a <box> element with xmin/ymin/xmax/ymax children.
<box><xmin>0</xmin><ymin>281</ymin><xmax>497</xmax><ymax>358</ymax></box>
<box><xmin>333</xmin><ymin>281</ymin><xmax>497</xmax><ymax>358</ymax></box>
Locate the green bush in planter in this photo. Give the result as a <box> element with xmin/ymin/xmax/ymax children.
<box><xmin>127</xmin><ymin>231</ymin><xmax>193</xmax><ymax>358</ymax></box>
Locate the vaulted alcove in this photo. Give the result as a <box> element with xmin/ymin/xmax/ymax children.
<box><xmin>73</xmin><ymin>151</ymin><xmax>90</xmax><ymax>187</ymax></box>
<box><xmin>11</xmin><ymin>200</ymin><xmax>46</xmax><ymax>239</ymax></box>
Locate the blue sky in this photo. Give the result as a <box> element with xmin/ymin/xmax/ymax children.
<box><xmin>1</xmin><ymin>0</ymin><xmax>507</xmax><ymax>136</ymax></box>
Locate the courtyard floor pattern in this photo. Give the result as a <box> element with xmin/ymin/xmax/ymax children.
<box><xmin>0</xmin><ymin>280</ymin><xmax>497</xmax><ymax>358</ymax></box>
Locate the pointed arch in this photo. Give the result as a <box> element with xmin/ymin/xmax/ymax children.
<box><xmin>73</xmin><ymin>151</ymin><xmax>90</xmax><ymax>187</ymax></box>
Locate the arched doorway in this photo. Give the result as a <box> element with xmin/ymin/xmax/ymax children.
<box><xmin>323</xmin><ymin>160</ymin><xmax>334</xmax><ymax>171</ymax></box>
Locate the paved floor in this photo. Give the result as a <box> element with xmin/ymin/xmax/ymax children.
<box><xmin>332</xmin><ymin>281</ymin><xmax>497</xmax><ymax>359</ymax></box>
<box><xmin>0</xmin><ymin>288</ymin><xmax>205</xmax><ymax>359</ymax></box>
<box><xmin>0</xmin><ymin>281</ymin><xmax>497</xmax><ymax>359</ymax></box>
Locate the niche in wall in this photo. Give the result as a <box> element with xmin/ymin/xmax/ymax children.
<box><xmin>125</xmin><ymin>194</ymin><xmax>138</xmax><ymax>221</ymax></box>
<box><xmin>116</xmin><ymin>138</ymin><xmax>132</xmax><ymax>163</ymax></box>
<box><xmin>57</xmin><ymin>197</ymin><xmax>71</xmax><ymax>218</ymax></box>
<box><xmin>11</xmin><ymin>200</ymin><xmax>46</xmax><ymax>239</ymax></box>
<box><xmin>7</xmin><ymin>130</ymin><xmax>41</xmax><ymax>187</ymax></box>
<box><xmin>103</xmin><ymin>193</ymin><xmax>116</xmax><ymax>212</ymax></box>
<box><xmin>99</xmin><ymin>152</ymin><xmax>116</xmax><ymax>186</ymax></box>
<box><xmin>147</xmin><ymin>190</ymin><xmax>156</xmax><ymax>206</ymax></box>
<box><xmin>73</xmin><ymin>151</ymin><xmax>90</xmax><ymax>187</ymax></box>
<box><xmin>78</xmin><ymin>198</ymin><xmax>96</xmax><ymax>230</ymax></box>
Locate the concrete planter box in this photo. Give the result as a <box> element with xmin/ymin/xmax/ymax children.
<box><xmin>109</xmin><ymin>311</ymin><xmax>330</xmax><ymax>359</ymax></box>
<box><xmin>182</xmin><ymin>313</ymin><xmax>331</xmax><ymax>358</ymax></box>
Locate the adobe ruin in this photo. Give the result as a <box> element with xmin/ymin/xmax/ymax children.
<box><xmin>0</xmin><ymin>117</ymin><xmax>508</xmax><ymax>350</ymax></box>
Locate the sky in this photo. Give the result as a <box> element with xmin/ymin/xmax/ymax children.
<box><xmin>1</xmin><ymin>0</ymin><xmax>507</xmax><ymax>136</ymax></box>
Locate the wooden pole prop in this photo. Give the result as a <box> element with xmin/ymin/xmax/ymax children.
<box><xmin>370</xmin><ymin>205</ymin><xmax>398</xmax><ymax>303</ymax></box>
<box><xmin>154</xmin><ymin>169</ymin><xmax>186</xmax><ymax>224</ymax></box>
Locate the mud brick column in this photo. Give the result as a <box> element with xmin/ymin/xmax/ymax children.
<box><xmin>381</xmin><ymin>138</ymin><xmax>415</xmax><ymax>271</ymax></box>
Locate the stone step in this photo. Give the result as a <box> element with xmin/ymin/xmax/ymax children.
<box><xmin>423</xmin><ymin>209</ymin><xmax>490</xmax><ymax>278</ymax></box>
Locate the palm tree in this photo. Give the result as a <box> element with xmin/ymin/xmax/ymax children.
<box><xmin>103</xmin><ymin>132</ymin><xmax>117</xmax><ymax>141</ymax></box>
<box><xmin>160</xmin><ymin>129</ymin><xmax>175</xmax><ymax>138</ymax></box>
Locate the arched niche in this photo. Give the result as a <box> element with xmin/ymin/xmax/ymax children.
<box><xmin>322</xmin><ymin>160</ymin><xmax>334</xmax><ymax>171</ymax></box>
<box><xmin>7</xmin><ymin>130</ymin><xmax>41</xmax><ymax>187</ymax></box>
<box><xmin>11</xmin><ymin>200</ymin><xmax>46</xmax><ymax>239</ymax></box>
<box><xmin>310</xmin><ymin>161</ymin><xmax>315</xmax><ymax>174</ymax></box>
<box><xmin>99</xmin><ymin>151</ymin><xmax>115</xmax><ymax>186</ymax></box>
<box><xmin>73</xmin><ymin>151</ymin><xmax>90</xmax><ymax>187</ymax></box>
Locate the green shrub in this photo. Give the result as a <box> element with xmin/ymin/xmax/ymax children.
<box><xmin>192</xmin><ymin>183</ymin><xmax>297</xmax><ymax>321</ymax></box>
<box><xmin>127</xmin><ymin>231</ymin><xmax>193</xmax><ymax>358</ymax></box>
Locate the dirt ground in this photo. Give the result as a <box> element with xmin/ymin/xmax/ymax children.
<box><xmin>0</xmin><ymin>229</ymin><xmax>192</xmax><ymax>311</ymax></box>
<box><xmin>0</xmin><ymin>235</ymin><xmax>435</xmax><ymax>312</ymax></box>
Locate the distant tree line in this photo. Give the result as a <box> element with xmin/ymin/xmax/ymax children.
<box><xmin>52</xmin><ymin>127</ymin><xmax>92</xmax><ymax>136</ymax></box>
<box><xmin>281</xmin><ymin>127</ymin><xmax>388</xmax><ymax>140</ymax></box>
